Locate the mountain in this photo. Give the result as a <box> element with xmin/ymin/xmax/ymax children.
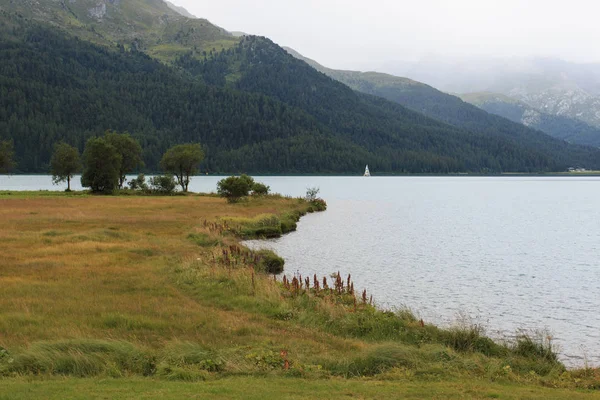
<box><xmin>177</xmin><ymin>36</ymin><xmax>600</xmax><ymax>172</ymax></box>
<box><xmin>164</xmin><ymin>1</ymin><xmax>196</xmax><ymax>18</ymax></box>
<box><xmin>283</xmin><ymin>48</ymin><xmax>600</xmax><ymax>167</ymax></box>
<box><xmin>381</xmin><ymin>56</ymin><xmax>600</xmax><ymax>129</ymax></box>
<box><xmin>2</xmin><ymin>1</ymin><xmax>600</xmax><ymax>174</ymax></box>
<box><xmin>461</xmin><ymin>93</ymin><xmax>600</xmax><ymax>147</ymax></box>
<box><xmin>0</xmin><ymin>0</ymin><xmax>237</xmax><ymax>61</ymax></box>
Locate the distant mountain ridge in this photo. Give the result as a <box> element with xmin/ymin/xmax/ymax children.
<box><xmin>381</xmin><ymin>56</ymin><xmax>600</xmax><ymax>129</ymax></box>
<box><xmin>460</xmin><ymin>92</ymin><xmax>600</xmax><ymax>147</ymax></box>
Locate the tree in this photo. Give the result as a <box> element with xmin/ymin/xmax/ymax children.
<box><xmin>104</xmin><ymin>131</ymin><xmax>143</xmax><ymax>189</ymax></box>
<box><xmin>0</xmin><ymin>140</ymin><xmax>16</xmax><ymax>173</ymax></box>
<box><xmin>217</xmin><ymin>175</ymin><xmax>254</xmax><ymax>203</ymax></box>
<box><xmin>160</xmin><ymin>143</ymin><xmax>204</xmax><ymax>192</ymax></box>
<box><xmin>50</xmin><ymin>142</ymin><xmax>80</xmax><ymax>191</ymax></box>
<box><xmin>81</xmin><ymin>137</ymin><xmax>122</xmax><ymax>193</ymax></box>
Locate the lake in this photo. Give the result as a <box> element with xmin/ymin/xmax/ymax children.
<box><xmin>2</xmin><ymin>175</ymin><xmax>599</xmax><ymax>366</ymax></box>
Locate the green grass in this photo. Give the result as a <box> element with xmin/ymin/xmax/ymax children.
<box><xmin>1</xmin><ymin>377</ymin><xmax>600</xmax><ymax>399</ymax></box>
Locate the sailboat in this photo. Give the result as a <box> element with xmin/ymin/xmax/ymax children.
<box><xmin>363</xmin><ymin>165</ymin><xmax>371</xmax><ymax>177</ymax></box>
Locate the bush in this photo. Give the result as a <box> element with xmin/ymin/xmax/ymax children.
<box><xmin>217</xmin><ymin>175</ymin><xmax>253</xmax><ymax>203</ymax></box>
<box><xmin>305</xmin><ymin>187</ymin><xmax>320</xmax><ymax>202</ymax></box>
<box><xmin>309</xmin><ymin>198</ymin><xmax>327</xmax><ymax>212</ymax></box>
<box><xmin>256</xmin><ymin>249</ymin><xmax>284</xmax><ymax>274</ymax></box>
<box><xmin>128</xmin><ymin>174</ymin><xmax>148</xmax><ymax>191</ymax></box>
<box><xmin>149</xmin><ymin>175</ymin><xmax>176</xmax><ymax>194</ymax></box>
<box><xmin>304</xmin><ymin>187</ymin><xmax>327</xmax><ymax>211</ymax></box>
<box><xmin>251</xmin><ymin>182</ymin><xmax>270</xmax><ymax>196</ymax></box>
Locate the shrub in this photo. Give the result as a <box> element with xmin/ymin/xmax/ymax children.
<box><xmin>128</xmin><ymin>174</ymin><xmax>148</xmax><ymax>191</ymax></box>
<box><xmin>305</xmin><ymin>187</ymin><xmax>327</xmax><ymax>211</ymax></box>
<box><xmin>305</xmin><ymin>187</ymin><xmax>320</xmax><ymax>202</ymax></box>
<box><xmin>256</xmin><ymin>249</ymin><xmax>284</xmax><ymax>274</ymax></box>
<box><xmin>217</xmin><ymin>175</ymin><xmax>253</xmax><ymax>203</ymax></box>
<box><xmin>251</xmin><ymin>182</ymin><xmax>270</xmax><ymax>196</ymax></box>
<box><xmin>149</xmin><ymin>175</ymin><xmax>176</xmax><ymax>194</ymax></box>
<box><xmin>310</xmin><ymin>198</ymin><xmax>327</xmax><ymax>212</ymax></box>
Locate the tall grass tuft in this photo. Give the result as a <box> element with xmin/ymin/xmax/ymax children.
<box><xmin>1</xmin><ymin>340</ymin><xmax>155</xmax><ymax>377</ymax></box>
<box><xmin>512</xmin><ymin>331</ymin><xmax>559</xmax><ymax>363</ymax></box>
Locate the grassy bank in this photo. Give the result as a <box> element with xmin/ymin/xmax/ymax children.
<box><xmin>0</xmin><ymin>191</ymin><xmax>599</xmax><ymax>398</ymax></box>
<box><xmin>2</xmin><ymin>376</ymin><xmax>600</xmax><ymax>399</ymax></box>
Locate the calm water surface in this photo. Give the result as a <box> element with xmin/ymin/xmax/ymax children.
<box><xmin>3</xmin><ymin>175</ymin><xmax>600</xmax><ymax>366</ymax></box>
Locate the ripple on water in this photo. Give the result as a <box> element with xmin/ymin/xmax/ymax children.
<box><xmin>235</xmin><ymin>177</ymin><xmax>600</xmax><ymax>367</ymax></box>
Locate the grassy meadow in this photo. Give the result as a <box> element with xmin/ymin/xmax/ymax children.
<box><xmin>0</xmin><ymin>191</ymin><xmax>599</xmax><ymax>398</ymax></box>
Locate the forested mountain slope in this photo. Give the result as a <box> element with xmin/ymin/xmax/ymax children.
<box><xmin>0</xmin><ymin>16</ymin><xmax>378</xmax><ymax>173</ymax></box>
<box><xmin>0</xmin><ymin>14</ymin><xmax>572</xmax><ymax>174</ymax></box>
<box><xmin>2</xmin><ymin>1</ymin><xmax>600</xmax><ymax>173</ymax></box>
<box><xmin>283</xmin><ymin>47</ymin><xmax>600</xmax><ymax>168</ymax></box>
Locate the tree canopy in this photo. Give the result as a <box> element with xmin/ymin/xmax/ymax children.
<box><xmin>160</xmin><ymin>143</ymin><xmax>204</xmax><ymax>192</ymax></box>
<box><xmin>104</xmin><ymin>131</ymin><xmax>143</xmax><ymax>189</ymax></box>
<box><xmin>50</xmin><ymin>141</ymin><xmax>80</xmax><ymax>191</ymax></box>
<box><xmin>0</xmin><ymin>140</ymin><xmax>15</xmax><ymax>173</ymax></box>
<box><xmin>81</xmin><ymin>137</ymin><xmax>122</xmax><ymax>193</ymax></box>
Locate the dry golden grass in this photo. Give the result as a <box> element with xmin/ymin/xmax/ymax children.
<box><xmin>0</xmin><ymin>194</ymin><xmax>346</xmax><ymax>353</ymax></box>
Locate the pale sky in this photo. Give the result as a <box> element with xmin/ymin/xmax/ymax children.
<box><xmin>170</xmin><ymin>0</ymin><xmax>600</xmax><ymax>71</ymax></box>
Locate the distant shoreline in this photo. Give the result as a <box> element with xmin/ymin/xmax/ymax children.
<box><xmin>3</xmin><ymin>172</ymin><xmax>600</xmax><ymax>178</ymax></box>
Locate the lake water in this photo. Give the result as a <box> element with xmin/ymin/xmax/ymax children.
<box><xmin>3</xmin><ymin>175</ymin><xmax>600</xmax><ymax>366</ymax></box>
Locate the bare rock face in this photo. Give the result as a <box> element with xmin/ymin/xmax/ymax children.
<box><xmin>88</xmin><ymin>2</ymin><xmax>106</xmax><ymax>19</ymax></box>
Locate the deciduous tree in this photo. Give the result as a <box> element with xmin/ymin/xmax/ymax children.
<box><xmin>160</xmin><ymin>143</ymin><xmax>204</xmax><ymax>192</ymax></box>
<box><xmin>50</xmin><ymin>142</ymin><xmax>80</xmax><ymax>191</ymax></box>
<box><xmin>104</xmin><ymin>131</ymin><xmax>143</xmax><ymax>189</ymax></box>
<box><xmin>81</xmin><ymin>137</ymin><xmax>122</xmax><ymax>194</ymax></box>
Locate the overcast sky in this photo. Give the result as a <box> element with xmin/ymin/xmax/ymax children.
<box><xmin>170</xmin><ymin>0</ymin><xmax>600</xmax><ymax>71</ymax></box>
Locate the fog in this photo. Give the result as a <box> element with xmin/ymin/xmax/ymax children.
<box><xmin>170</xmin><ymin>0</ymin><xmax>600</xmax><ymax>71</ymax></box>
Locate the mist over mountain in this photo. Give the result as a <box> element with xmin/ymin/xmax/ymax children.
<box><xmin>165</xmin><ymin>1</ymin><xmax>196</xmax><ymax>18</ymax></box>
<box><xmin>382</xmin><ymin>56</ymin><xmax>600</xmax><ymax>128</ymax></box>
<box><xmin>460</xmin><ymin>92</ymin><xmax>600</xmax><ymax>147</ymax></box>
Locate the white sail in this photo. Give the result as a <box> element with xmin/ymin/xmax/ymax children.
<box><xmin>364</xmin><ymin>165</ymin><xmax>371</xmax><ymax>177</ymax></box>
